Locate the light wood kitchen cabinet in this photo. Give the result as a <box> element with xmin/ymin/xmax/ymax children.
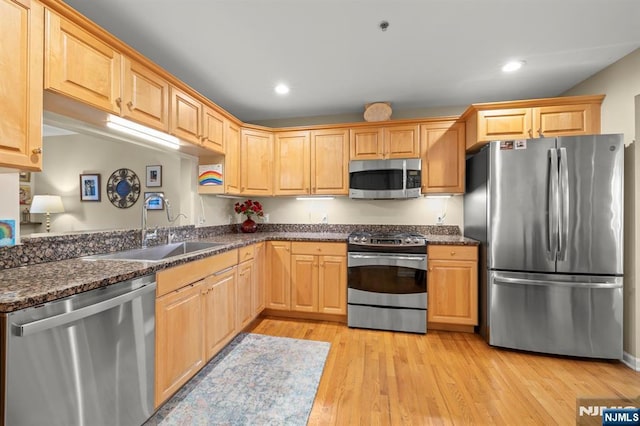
<box><xmin>350</xmin><ymin>124</ymin><xmax>420</xmax><ymax>160</ymax></box>
<box><xmin>266</xmin><ymin>241</ymin><xmax>291</xmax><ymax>310</ymax></box>
<box><xmin>122</xmin><ymin>57</ymin><xmax>169</xmax><ymax>131</ymax></box>
<box><xmin>241</xmin><ymin>128</ymin><xmax>273</xmax><ymax>195</ymax></box>
<box><xmin>155</xmin><ymin>249</ymin><xmax>238</xmax><ymax>407</ymax></box>
<box><xmin>420</xmin><ymin>121</ymin><xmax>465</xmax><ymax>194</ymax></box>
<box><xmin>290</xmin><ymin>242</ymin><xmax>347</xmax><ymax>315</ymax></box>
<box><xmin>463</xmin><ymin>95</ymin><xmax>604</xmax><ymax>152</ymax></box>
<box><xmin>0</xmin><ymin>0</ymin><xmax>43</xmax><ymax>171</ymax></box>
<box><xmin>236</xmin><ymin>245</ymin><xmax>255</xmax><ymax>329</ymax></box>
<box><xmin>45</xmin><ymin>9</ymin><xmax>121</xmax><ymax>115</ymax></box>
<box><xmin>252</xmin><ymin>242</ymin><xmax>266</xmax><ymax>315</ymax></box>
<box><xmin>155</xmin><ymin>281</ymin><xmax>204</xmax><ymax>407</ymax></box>
<box><xmin>169</xmin><ymin>86</ymin><xmax>202</xmax><ymax>145</ymax></box>
<box><xmin>311</xmin><ymin>128</ymin><xmax>350</xmax><ymax>195</ymax></box>
<box><xmin>427</xmin><ymin>245</ymin><xmax>478</xmax><ymax>331</ymax></box>
<box><xmin>203</xmin><ymin>266</ymin><xmax>237</xmax><ymax>360</ymax></box>
<box><xmin>225</xmin><ymin>121</ymin><xmax>241</xmax><ymax>194</ymax></box>
<box><xmin>274</xmin><ymin>131</ymin><xmax>310</xmax><ymax>195</ymax></box>
<box><xmin>201</xmin><ymin>105</ymin><xmax>225</xmax><ymax>154</ymax></box>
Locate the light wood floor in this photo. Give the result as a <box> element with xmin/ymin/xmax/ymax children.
<box><xmin>248</xmin><ymin>317</ymin><xmax>640</xmax><ymax>425</ymax></box>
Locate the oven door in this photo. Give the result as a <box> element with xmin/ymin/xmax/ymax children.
<box><xmin>347</xmin><ymin>252</ymin><xmax>427</xmax><ymax>309</ymax></box>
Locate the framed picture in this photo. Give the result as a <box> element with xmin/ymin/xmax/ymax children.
<box><xmin>144</xmin><ymin>192</ymin><xmax>164</xmax><ymax>210</ymax></box>
<box><xmin>19</xmin><ymin>172</ymin><xmax>31</xmax><ymax>182</ymax></box>
<box><xmin>146</xmin><ymin>165</ymin><xmax>162</xmax><ymax>187</ymax></box>
<box><xmin>19</xmin><ymin>185</ymin><xmax>31</xmax><ymax>205</ymax></box>
<box><xmin>80</xmin><ymin>174</ymin><xmax>101</xmax><ymax>202</ymax></box>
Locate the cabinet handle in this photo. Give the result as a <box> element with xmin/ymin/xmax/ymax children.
<box><xmin>32</xmin><ymin>147</ymin><xmax>42</xmax><ymax>155</ymax></box>
<box><xmin>528</xmin><ymin>129</ymin><xmax>533</xmax><ymax>138</ymax></box>
<box><xmin>126</xmin><ymin>101</ymin><xmax>133</xmax><ymax>110</ymax></box>
<box><xmin>115</xmin><ymin>97</ymin><xmax>122</xmax><ymax>108</ymax></box>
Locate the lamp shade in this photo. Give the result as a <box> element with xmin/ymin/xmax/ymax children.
<box><xmin>30</xmin><ymin>195</ymin><xmax>65</xmax><ymax>214</ymax></box>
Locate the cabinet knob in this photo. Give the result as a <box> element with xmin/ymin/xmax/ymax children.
<box><xmin>32</xmin><ymin>147</ymin><xmax>42</xmax><ymax>155</ymax></box>
<box><xmin>450</xmin><ymin>251</ymin><xmax>456</xmax><ymax>256</ymax></box>
<box><xmin>429</xmin><ymin>267</ymin><xmax>433</xmax><ymax>272</ymax></box>
<box><xmin>538</xmin><ymin>128</ymin><xmax>544</xmax><ymax>138</ymax></box>
<box><xmin>528</xmin><ymin>129</ymin><xmax>533</xmax><ymax>138</ymax></box>
<box><xmin>126</xmin><ymin>101</ymin><xmax>133</xmax><ymax>110</ymax></box>
<box><xmin>115</xmin><ymin>97</ymin><xmax>122</xmax><ymax>108</ymax></box>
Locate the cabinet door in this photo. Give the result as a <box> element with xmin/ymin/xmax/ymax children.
<box><xmin>225</xmin><ymin>121</ymin><xmax>241</xmax><ymax>194</ymax></box>
<box><xmin>170</xmin><ymin>86</ymin><xmax>201</xmax><ymax>144</ymax></box>
<box><xmin>310</xmin><ymin>128</ymin><xmax>349</xmax><ymax>195</ymax></box>
<box><xmin>291</xmin><ymin>254</ymin><xmax>318</xmax><ymax>312</ymax></box>
<box><xmin>252</xmin><ymin>242</ymin><xmax>266</xmax><ymax>315</ymax></box>
<box><xmin>0</xmin><ymin>0</ymin><xmax>43</xmax><ymax>170</ymax></box>
<box><xmin>420</xmin><ymin>122</ymin><xmax>465</xmax><ymax>194</ymax></box>
<box><xmin>350</xmin><ymin>127</ymin><xmax>383</xmax><ymax>159</ymax></box>
<box><xmin>236</xmin><ymin>260</ymin><xmax>254</xmax><ymax>329</ymax></box>
<box><xmin>384</xmin><ymin>124</ymin><xmax>420</xmax><ymax>158</ymax></box>
<box><xmin>202</xmin><ymin>105</ymin><xmax>225</xmax><ymax>154</ymax></box>
<box><xmin>241</xmin><ymin>128</ymin><xmax>273</xmax><ymax>195</ymax></box>
<box><xmin>476</xmin><ymin>108</ymin><xmax>532</xmax><ymax>141</ymax></box>
<box><xmin>122</xmin><ymin>57</ymin><xmax>169</xmax><ymax>131</ymax></box>
<box><xmin>155</xmin><ymin>282</ymin><xmax>204</xmax><ymax>407</ymax></box>
<box><xmin>533</xmin><ymin>104</ymin><xmax>596</xmax><ymax>138</ymax></box>
<box><xmin>318</xmin><ymin>255</ymin><xmax>347</xmax><ymax>315</ymax></box>
<box><xmin>204</xmin><ymin>267</ymin><xmax>236</xmax><ymax>360</ymax></box>
<box><xmin>274</xmin><ymin>131</ymin><xmax>310</xmax><ymax>195</ymax></box>
<box><xmin>45</xmin><ymin>10</ymin><xmax>121</xmax><ymax>114</ymax></box>
<box><xmin>266</xmin><ymin>241</ymin><xmax>291</xmax><ymax>310</ymax></box>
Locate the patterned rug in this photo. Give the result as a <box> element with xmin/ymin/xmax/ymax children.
<box><xmin>145</xmin><ymin>333</ymin><xmax>330</xmax><ymax>426</ymax></box>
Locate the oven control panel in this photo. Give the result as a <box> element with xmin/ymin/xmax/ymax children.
<box><xmin>348</xmin><ymin>233</ymin><xmax>426</xmax><ymax>247</ymax></box>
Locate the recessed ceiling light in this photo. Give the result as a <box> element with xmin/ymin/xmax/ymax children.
<box><xmin>274</xmin><ymin>84</ymin><xmax>290</xmax><ymax>95</ymax></box>
<box><xmin>502</xmin><ymin>60</ymin><xmax>526</xmax><ymax>72</ymax></box>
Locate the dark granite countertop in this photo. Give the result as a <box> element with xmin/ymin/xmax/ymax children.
<box><xmin>0</xmin><ymin>231</ymin><xmax>478</xmax><ymax>313</ymax></box>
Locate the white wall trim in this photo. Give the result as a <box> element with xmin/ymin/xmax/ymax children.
<box><xmin>622</xmin><ymin>351</ymin><xmax>640</xmax><ymax>371</ymax></box>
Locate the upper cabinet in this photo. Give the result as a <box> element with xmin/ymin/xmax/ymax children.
<box><xmin>224</xmin><ymin>121</ymin><xmax>241</xmax><ymax>194</ymax></box>
<box><xmin>273</xmin><ymin>131</ymin><xmax>310</xmax><ymax>195</ymax></box>
<box><xmin>169</xmin><ymin>86</ymin><xmax>202</xmax><ymax>145</ymax></box>
<box><xmin>350</xmin><ymin>124</ymin><xmax>420</xmax><ymax>160</ymax></box>
<box><xmin>122</xmin><ymin>57</ymin><xmax>169</xmax><ymax>131</ymax></box>
<box><xmin>0</xmin><ymin>0</ymin><xmax>43</xmax><ymax>171</ymax></box>
<box><xmin>311</xmin><ymin>128</ymin><xmax>349</xmax><ymax>195</ymax></box>
<box><xmin>45</xmin><ymin>10</ymin><xmax>121</xmax><ymax>115</ymax></box>
<box><xmin>421</xmin><ymin>121</ymin><xmax>465</xmax><ymax>194</ymax></box>
<box><xmin>240</xmin><ymin>128</ymin><xmax>273</xmax><ymax>195</ymax></box>
<box><xmin>463</xmin><ymin>95</ymin><xmax>604</xmax><ymax>153</ymax></box>
<box><xmin>201</xmin><ymin>105</ymin><xmax>225</xmax><ymax>154</ymax></box>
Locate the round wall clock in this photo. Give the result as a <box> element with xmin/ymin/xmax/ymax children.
<box><xmin>106</xmin><ymin>168</ymin><xmax>141</xmax><ymax>209</ymax></box>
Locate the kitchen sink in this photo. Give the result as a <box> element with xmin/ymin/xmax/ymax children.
<box><xmin>83</xmin><ymin>241</ymin><xmax>225</xmax><ymax>262</ymax></box>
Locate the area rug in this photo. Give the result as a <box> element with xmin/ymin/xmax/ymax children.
<box><xmin>145</xmin><ymin>333</ymin><xmax>331</xmax><ymax>426</ymax></box>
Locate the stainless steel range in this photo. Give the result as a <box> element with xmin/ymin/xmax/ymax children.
<box><xmin>347</xmin><ymin>231</ymin><xmax>427</xmax><ymax>334</ymax></box>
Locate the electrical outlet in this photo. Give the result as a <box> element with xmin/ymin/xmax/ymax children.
<box><xmin>320</xmin><ymin>213</ymin><xmax>328</xmax><ymax>224</ymax></box>
<box><xmin>227</xmin><ymin>214</ymin><xmax>233</xmax><ymax>224</ymax></box>
<box><xmin>263</xmin><ymin>213</ymin><xmax>269</xmax><ymax>223</ymax></box>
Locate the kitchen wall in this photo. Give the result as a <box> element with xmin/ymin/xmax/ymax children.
<box><xmin>563</xmin><ymin>47</ymin><xmax>640</xmax><ymax>366</ymax></box>
<box><xmin>0</xmin><ymin>174</ymin><xmax>20</xmax><ymax>242</ymax></box>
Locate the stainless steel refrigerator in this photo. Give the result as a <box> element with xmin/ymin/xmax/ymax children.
<box><xmin>464</xmin><ymin>134</ymin><xmax>624</xmax><ymax>359</ymax></box>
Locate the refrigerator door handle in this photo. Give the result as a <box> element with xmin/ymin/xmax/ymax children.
<box><xmin>558</xmin><ymin>147</ymin><xmax>569</xmax><ymax>261</ymax></box>
<box><xmin>547</xmin><ymin>148</ymin><xmax>559</xmax><ymax>261</ymax></box>
<box><xmin>493</xmin><ymin>275</ymin><xmax>622</xmax><ymax>289</ymax></box>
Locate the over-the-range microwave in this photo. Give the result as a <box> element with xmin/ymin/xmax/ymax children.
<box><xmin>348</xmin><ymin>158</ymin><xmax>422</xmax><ymax>199</ymax></box>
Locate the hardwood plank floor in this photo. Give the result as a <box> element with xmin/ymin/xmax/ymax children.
<box><xmin>248</xmin><ymin>317</ymin><xmax>640</xmax><ymax>425</ymax></box>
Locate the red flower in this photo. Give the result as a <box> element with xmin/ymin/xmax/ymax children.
<box><xmin>234</xmin><ymin>199</ymin><xmax>264</xmax><ymax>217</ymax></box>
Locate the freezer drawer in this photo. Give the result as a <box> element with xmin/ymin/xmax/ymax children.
<box><xmin>489</xmin><ymin>271</ymin><xmax>622</xmax><ymax>359</ymax></box>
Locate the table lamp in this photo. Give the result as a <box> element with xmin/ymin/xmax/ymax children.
<box><xmin>30</xmin><ymin>195</ymin><xmax>65</xmax><ymax>232</ymax></box>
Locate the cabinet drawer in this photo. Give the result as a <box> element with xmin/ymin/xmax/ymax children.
<box><xmin>291</xmin><ymin>242</ymin><xmax>346</xmax><ymax>256</ymax></box>
<box><xmin>428</xmin><ymin>245</ymin><xmax>477</xmax><ymax>261</ymax></box>
<box><xmin>238</xmin><ymin>245</ymin><xmax>255</xmax><ymax>263</ymax></box>
<box><xmin>157</xmin><ymin>249</ymin><xmax>238</xmax><ymax>296</ymax></box>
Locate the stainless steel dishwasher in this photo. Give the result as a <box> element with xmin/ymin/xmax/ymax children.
<box><xmin>4</xmin><ymin>274</ymin><xmax>156</xmax><ymax>426</ymax></box>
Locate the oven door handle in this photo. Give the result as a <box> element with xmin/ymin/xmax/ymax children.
<box><xmin>349</xmin><ymin>254</ymin><xmax>425</xmax><ymax>261</ymax></box>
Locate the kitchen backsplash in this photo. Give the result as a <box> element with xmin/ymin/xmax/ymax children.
<box><xmin>0</xmin><ymin>224</ymin><xmax>460</xmax><ymax>270</ymax></box>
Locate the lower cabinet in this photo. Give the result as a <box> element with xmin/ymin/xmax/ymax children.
<box><xmin>203</xmin><ymin>266</ymin><xmax>237</xmax><ymax>360</ymax></box>
<box><xmin>266</xmin><ymin>241</ymin><xmax>291</xmax><ymax>310</ymax></box>
<box><xmin>427</xmin><ymin>245</ymin><xmax>478</xmax><ymax>331</ymax></box>
<box><xmin>252</xmin><ymin>242</ymin><xmax>266</xmax><ymax>315</ymax></box>
<box><xmin>236</xmin><ymin>245</ymin><xmax>255</xmax><ymax>329</ymax></box>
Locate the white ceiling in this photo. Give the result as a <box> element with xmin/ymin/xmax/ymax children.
<box><xmin>62</xmin><ymin>0</ymin><xmax>640</xmax><ymax>123</ymax></box>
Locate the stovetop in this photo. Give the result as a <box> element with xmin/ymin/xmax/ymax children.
<box><xmin>348</xmin><ymin>231</ymin><xmax>427</xmax><ymax>247</ymax></box>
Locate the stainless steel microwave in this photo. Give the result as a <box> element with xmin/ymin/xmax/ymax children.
<box><xmin>349</xmin><ymin>158</ymin><xmax>422</xmax><ymax>199</ymax></box>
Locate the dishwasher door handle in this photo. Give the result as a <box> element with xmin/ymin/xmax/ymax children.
<box><xmin>13</xmin><ymin>283</ymin><xmax>156</xmax><ymax>337</ymax></box>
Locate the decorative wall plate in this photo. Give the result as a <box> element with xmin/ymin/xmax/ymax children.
<box><xmin>106</xmin><ymin>168</ymin><xmax>141</xmax><ymax>209</ymax></box>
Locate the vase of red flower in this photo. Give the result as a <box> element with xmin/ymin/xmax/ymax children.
<box><xmin>234</xmin><ymin>199</ymin><xmax>264</xmax><ymax>233</ymax></box>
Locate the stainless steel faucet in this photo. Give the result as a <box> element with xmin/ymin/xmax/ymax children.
<box><xmin>141</xmin><ymin>193</ymin><xmax>185</xmax><ymax>247</ymax></box>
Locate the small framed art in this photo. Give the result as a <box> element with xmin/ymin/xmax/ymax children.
<box><xmin>80</xmin><ymin>174</ymin><xmax>101</xmax><ymax>201</ymax></box>
<box><xmin>144</xmin><ymin>192</ymin><xmax>164</xmax><ymax>210</ymax></box>
<box><xmin>146</xmin><ymin>165</ymin><xmax>162</xmax><ymax>187</ymax></box>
